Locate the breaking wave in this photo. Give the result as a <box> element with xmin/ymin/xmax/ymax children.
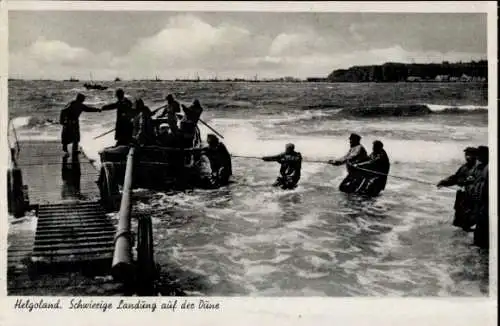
<box><xmin>10</xmin><ymin>115</ymin><xmax>58</xmax><ymax>129</ymax></box>
<box><xmin>338</xmin><ymin>104</ymin><xmax>488</xmax><ymax>117</ymax></box>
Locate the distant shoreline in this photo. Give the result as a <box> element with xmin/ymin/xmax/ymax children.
<box><xmin>7</xmin><ymin>79</ymin><xmax>488</xmax><ymax>84</ymax></box>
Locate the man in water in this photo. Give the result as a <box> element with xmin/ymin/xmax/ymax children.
<box><xmin>157</xmin><ymin>94</ymin><xmax>181</xmax><ymax>135</ymax></box>
<box><xmin>353</xmin><ymin>140</ymin><xmax>390</xmax><ymax>196</ymax></box>
<box><xmin>179</xmin><ymin>99</ymin><xmax>203</xmax><ymax>148</ymax></box>
<box><xmin>101</xmin><ymin>88</ymin><xmax>134</xmax><ymax>146</ymax></box>
<box><xmin>469</xmin><ymin>146</ymin><xmax>489</xmax><ymax>249</ymax></box>
<box><xmin>132</xmin><ymin>99</ymin><xmax>156</xmax><ymax>146</ymax></box>
<box><xmin>204</xmin><ymin>134</ymin><xmax>232</xmax><ymax>186</ymax></box>
<box><xmin>328</xmin><ymin>133</ymin><xmax>369</xmax><ymax>194</ymax></box>
<box><xmin>262</xmin><ymin>143</ymin><xmax>302</xmax><ymax>190</ymax></box>
<box><xmin>437</xmin><ymin>147</ymin><xmax>478</xmax><ymax>231</ymax></box>
<box><xmin>60</xmin><ymin>93</ymin><xmax>101</xmax><ymax>156</ymax></box>
<box><xmin>328</xmin><ymin>133</ymin><xmax>369</xmax><ymax>169</ymax></box>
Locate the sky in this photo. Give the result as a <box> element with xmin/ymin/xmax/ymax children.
<box><xmin>8</xmin><ymin>11</ymin><xmax>488</xmax><ymax>80</ymax></box>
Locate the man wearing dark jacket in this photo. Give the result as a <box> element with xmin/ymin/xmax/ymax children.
<box><xmin>470</xmin><ymin>146</ymin><xmax>489</xmax><ymax>249</ymax></box>
<box><xmin>179</xmin><ymin>99</ymin><xmax>203</xmax><ymax>148</ymax></box>
<box><xmin>132</xmin><ymin>99</ymin><xmax>156</xmax><ymax>146</ymax></box>
<box><xmin>437</xmin><ymin>147</ymin><xmax>478</xmax><ymax>231</ymax></box>
<box><xmin>101</xmin><ymin>88</ymin><xmax>134</xmax><ymax>146</ymax></box>
<box><xmin>263</xmin><ymin>143</ymin><xmax>302</xmax><ymax>190</ymax></box>
<box><xmin>354</xmin><ymin>140</ymin><xmax>390</xmax><ymax>196</ymax></box>
<box><xmin>60</xmin><ymin>93</ymin><xmax>101</xmax><ymax>155</ymax></box>
<box><xmin>204</xmin><ymin>134</ymin><xmax>232</xmax><ymax>186</ymax></box>
<box><xmin>157</xmin><ymin>94</ymin><xmax>181</xmax><ymax>135</ymax></box>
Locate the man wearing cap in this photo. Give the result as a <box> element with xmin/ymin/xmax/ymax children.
<box><xmin>204</xmin><ymin>134</ymin><xmax>232</xmax><ymax>186</ymax></box>
<box><xmin>60</xmin><ymin>93</ymin><xmax>101</xmax><ymax>156</ymax></box>
<box><xmin>262</xmin><ymin>143</ymin><xmax>302</xmax><ymax>190</ymax></box>
<box><xmin>437</xmin><ymin>146</ymin><xmax>478</xmax><ymax>231</ymax></box>
<box><xmin>101</xmin><ymin>88</ymin><xmax>134</xmax><ymax>146</ymax></box>
<box><xmin>328</xmin><ymin>133</ymin><xmax>369</xmax><ymax>169</ymax></box>
<box><xmin>328</xmin><ymin>133</ymin><xmax>369</xmax><ymax>194</ymax></box>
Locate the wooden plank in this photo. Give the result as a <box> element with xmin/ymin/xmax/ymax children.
<box><xmin>34</xmin><ymin>240</ymin><xmax>114</xmax><ymax>251</ymax></box>
<box><xmin>32</xmin><ymin>246</ymin><xmax>115</xmax><ymax>257</ymax></box>
<box><xmin>36</xmin><ymin>220</ymin><xmax>112</xmax><ymax>228</ymax></box>
<box><xmin>34</xmin><ymin>230</ymin><xmax>115</xmax><ymax>239</ymax></box>
<box><xmin>34</xmin><ymin>236</ymin><xmax>114</xmax><ymax>246</ymax></box>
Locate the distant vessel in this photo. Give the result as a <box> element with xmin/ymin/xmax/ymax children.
<box><xmin>84</xmin><ymin>73</ymin><xmax>108</xmax><ymax>90</ymax></box>
<box><xmin>84</xmin><ymin>83</ymin><xmax>108</xmax><ymax>90</ymax></box>
<box><xmin>64</xmin><ymin>77</ymin><xmax>79</xmax><ymax>82</ymax></box>
<box><xmin>152</xmin><ymin>75</ymin><xmax>162</xmax><ymax>82</ymax></box>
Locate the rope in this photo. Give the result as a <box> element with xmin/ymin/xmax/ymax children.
<box><xmin>231</xmin><ymin>154</ymin><xmax>452</xmax><ymax>188</ymax></box>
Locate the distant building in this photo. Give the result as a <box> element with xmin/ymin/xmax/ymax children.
<box><xmin>460</xmin><ymin>74</ymin><xmax>473</xmax><ymax>82</ymax></box>
<box><xmin>435</xmin><ymin>75</ymin><xmax>450</xmax><ymax>82</ymax></box>
<box><xmin>406</xmin><ymin>76</ymin><xmax>422</xmax><ymax>82</ymax></box>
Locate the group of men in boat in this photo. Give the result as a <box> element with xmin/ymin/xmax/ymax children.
<box><xmin>263</xmin><ymin>133</ymin><xmax>390</xmax><ymax>197</ymax></box>
<box><xmin>437</xmin><ymin>145</ymin><xmax>489</xmax><ymax>250</ymax></box>
<box><xmin>60</xmin><ymin>89</ymin><xmax>232</xmax><ymax>187</ymax></box>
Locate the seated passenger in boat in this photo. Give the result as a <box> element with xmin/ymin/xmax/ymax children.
<box><xmin>352</xmin><ymin>140</ymin><xmax>391</xmax><ymax>196</ymax></box>
<box><xmin>156</xmin><ymin>123</ymin><xmax>177</xmax><ymax>147</ymax></box>
<box><xmin>204</xmin><ymin>134</ymin><xmax>232</xmax><ymax>186</ymax></box>
<box><xmin>262</xmin><ymin>143</ymin><xmax>302</xmax><ymax>190</ymax></box>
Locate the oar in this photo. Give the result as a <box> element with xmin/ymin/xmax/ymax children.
<box><xmin>199</xmin><ymin>118</ymin><xmax>224</xmax><ymax>139</ymax></box>
<box><xmin>93</xmin><ymin>104</ymin><xmax>167</xmax><ymax>140</ymax></box>
<box><xmin>180</xmin><ymin>103</ymin><xmax>225</xmax><ymax>139</ymax></box>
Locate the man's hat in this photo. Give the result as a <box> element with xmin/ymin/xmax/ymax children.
<box><xmin>477</xmin><ymin>145</ymin><xmax>488</xmax><ymax>156</ymax></box>
<box><xmin>286</xmin><ymin>143</ymin><xmax>295</xmax><ymax>150</ymax></box>
<box><xmin>464</xmin><ymin>147</ymin><xmax>478</xmax><ymax>154</ymax></box>
<box><xmin>349</xmin><ymin>133</ymin><xmax>361</xmax><ymax>141</ymax></box>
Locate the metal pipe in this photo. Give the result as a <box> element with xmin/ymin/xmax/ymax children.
<box><xmin>111</xmin><ymin>146</ymin><xmax>135</xmax><ymax>283</ymax></box>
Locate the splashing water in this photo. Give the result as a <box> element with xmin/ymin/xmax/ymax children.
<box><xmin>8</xmin><ymin>80</ymin><xmax>489</xmax><ymax>296</ymax></box>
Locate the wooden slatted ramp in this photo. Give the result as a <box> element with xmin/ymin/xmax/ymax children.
<box><xmin>32</xmin><ymin>201</ymin><xmax>115</xmax><ymax>265</ymax></box>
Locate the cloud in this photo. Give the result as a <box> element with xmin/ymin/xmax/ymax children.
<box><xmin>9</xmin><ymin>14</ymin><xmax>487</xmax><ymax>80</ymax></box>
<box><xmin>10</xmin><ymin>36</ymin><xmax>114</xmax><ymax>79</ymax></box>
<box><xmin>112</xmin><ymin>14</ymin><xmax>268</xmax><ymax>73</ymax></box>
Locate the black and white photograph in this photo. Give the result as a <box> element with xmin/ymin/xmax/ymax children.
<box><xmin>4</xmin><ymin>2</ymin><xmax>495</xmax><ymax>302</ymax></box>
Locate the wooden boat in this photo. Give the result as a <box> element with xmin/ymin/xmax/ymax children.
<box><xmin>84</xmin><ymin>83</ymin><xmax>108</xmax><ymax>90</ymax></box>
<box><xmin>97</xmin><ymin>125</ymin><xmax>228</xmax><ymax>211</ymax></box>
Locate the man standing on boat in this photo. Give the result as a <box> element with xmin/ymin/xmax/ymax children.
<box><xmin>262</xmin><ymin>143</ymin><xmax>302</xmax><ymax>190</ymax></box>
<box><xmin>101</xmin><ymin>89</ymin><xmax>134</xmax><ymax>146</ymax></box>
<box><xmin>179</xmin><ymin>99</ymin><xmax>203</xmax><ymax>148</ymax></box>
<box><xmin>157</xmin><ymin>94</ymin><xmax>181</xmax><ymax>135</ymax></box>
<box><xmin>60</xmin><ymin>93</ymin><xmax>101</xmax><ymax>156</ymax></box>
<box><xmin>437</xmin><ymin>147</ymin><xmax>478</xmax><ymax>231</ymax></box>
<box><xmin>132</xmin><ymin>99</ymin><xmax>156</xmax><ymax>146</ymax></box>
